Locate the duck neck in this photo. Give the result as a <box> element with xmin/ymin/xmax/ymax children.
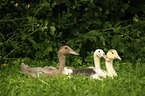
<box><xmin>105</xmin><ymin>59</ymin><xmax>117</xmax><ymax>76</ymax></box>
<box><xmin>94</xmin><ymin>56</ymin><xmax>101</xmax><ymax>69</ymax></box>
<box><xmin>58</xmin><ymin>53</ymin><xmax>66</xmax><ymax>73</ymax></box>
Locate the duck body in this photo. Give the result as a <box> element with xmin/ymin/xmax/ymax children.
<box><xmin>62</xmin><ymin>67</ymin><xmax>104</xmax><ymax>81</ymax></box>
<box><xmin>21</xmin><ymin>63</ymin><xmax>45</xmax><ymax>77</ymax></box>
<box><xmin>71</xmin><ymin>68</ymin><xmax>95</xmax><ymax>76</ymax></box>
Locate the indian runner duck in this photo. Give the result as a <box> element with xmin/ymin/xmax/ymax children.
<box><xmin>21</xmin><ymin>46</ymin><xmax>79</xmax><ymax>77</ymax></box>
<box><xmin>104</xmin><ymin>49</ymin><xmax>121</xmax><ymax>77</ymax></box>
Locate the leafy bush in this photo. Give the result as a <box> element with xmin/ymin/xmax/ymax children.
<box><xmin>0</xmin><ymin>0</ymin><xmax>145</xmax><ymax>65</ymax></box>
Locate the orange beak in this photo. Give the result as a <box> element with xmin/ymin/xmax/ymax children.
<box><xmin>70</xmin><ymin>51</ymin><xmax>79</xmax><ymax>55</ymax></box>
<box><xmin>115</xmin><ymin>54</ymin><xmax>121</xmax><ymax>60</ymax></box>
<box><xmin>103</xmin><ymin>55</ymin><xmax>110</xmax><ymax>61</ymax></box>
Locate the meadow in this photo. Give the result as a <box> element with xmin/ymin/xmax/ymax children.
<box><xmin>0</xmin><ymin>58</ymin><xmax>145</xmax><ymax>96</ymax></box>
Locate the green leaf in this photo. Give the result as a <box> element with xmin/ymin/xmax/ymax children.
<box><xmin>50</xmin><ymin>26</ymin><xmax>56</xmax><ymax>35</ymax></box>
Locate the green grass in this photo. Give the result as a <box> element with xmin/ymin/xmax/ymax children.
<box><xmin>1</xmin><ymin>58</ymin><xmax>145</xmax><ymax>96</ymax></box>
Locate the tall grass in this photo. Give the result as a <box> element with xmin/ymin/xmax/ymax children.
<box><xmin>0</xmin><ymin>58</ymin><xmax>145</xmax><ymax>96</ymax></box>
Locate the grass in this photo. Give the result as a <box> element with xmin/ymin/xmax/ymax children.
<box><xmin>0</xmin><ymin>58</ymin><xmax>145</xmax><ymax>96</ymax></box>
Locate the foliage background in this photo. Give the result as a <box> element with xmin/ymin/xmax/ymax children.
<box><xmin>0</xmin><ymin>0</ymin><xmax>145</xmax><ymax>65</ymax></box>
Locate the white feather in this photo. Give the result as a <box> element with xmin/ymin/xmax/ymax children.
<box><xmin>62</xmin><ymin>67</ymin><xmax>73</xmax><ymax>75</ymax></box>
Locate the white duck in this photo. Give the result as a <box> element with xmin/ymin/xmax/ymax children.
<box><xmin>62</xmin><ymin>49</ymin><xmax>109</xmax><ymax>79</ymax></box>
<box><xmin>88</xmin><ymin>49</ymin><xmax>109</xmax><ymax>78</ymax></box>
<box><xmin>21</xmin><ymin>46</ymin><xmax>79</xmax><ymax>77</ymax></box>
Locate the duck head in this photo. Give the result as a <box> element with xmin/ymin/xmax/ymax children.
<box><xmin>58</xmin><ymin>46</ymin><xmax>79</xmax><ymax>55</ymax></box>
<box><xmin>94</xmin><ymin>49</ymin><xmax>109</xmax><ymax>61</ymax></box>
<box><xmin>94</xmin><ymin>49</ymin><xmax>108</xmax><ymax>60</ymax></box>
<box><xmin>58</xmin><ymin>46</ymin><xmax>79</xmax><ymax>74</ymax></box>
<box><xmin>106</xmin><ymin>49</ymin><xmax>121</xmax><ymax>60</ymax></box>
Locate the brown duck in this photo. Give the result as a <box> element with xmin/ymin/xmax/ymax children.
<box><xmin>21</xmin><ymin>46</ymin><xmax>79</xmax><ymax>77</ymax></box>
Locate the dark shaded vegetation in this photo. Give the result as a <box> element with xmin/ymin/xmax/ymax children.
<box><xmin>0</xmin><ymin>0</ymin><xmax>145</xmax><ymax>65</ymax></box>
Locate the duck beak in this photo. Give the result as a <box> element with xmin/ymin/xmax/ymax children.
<box><xmin>115</xmin><ymin>54</ymin><xmax>121</xmax><ymax>60</ymax></box>
<box><xmin>102</xmin><ymin>55</ymin><xmax>110</xmax><ymax>61</ymax></box>
<box><xmin>69</xmin><ymin>51</ymin><xmax>79</xmax><ymax>55</ymax></box>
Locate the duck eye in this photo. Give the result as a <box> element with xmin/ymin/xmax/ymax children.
<box><xmin>65</xmin><ymin>47</ymin><xmax>68</xmax><ymax>49</ymax></box>
<box><xmin>112</xmin><ymin>52</ymin><xmax>114</xmax><ymax>54</ymax></box>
